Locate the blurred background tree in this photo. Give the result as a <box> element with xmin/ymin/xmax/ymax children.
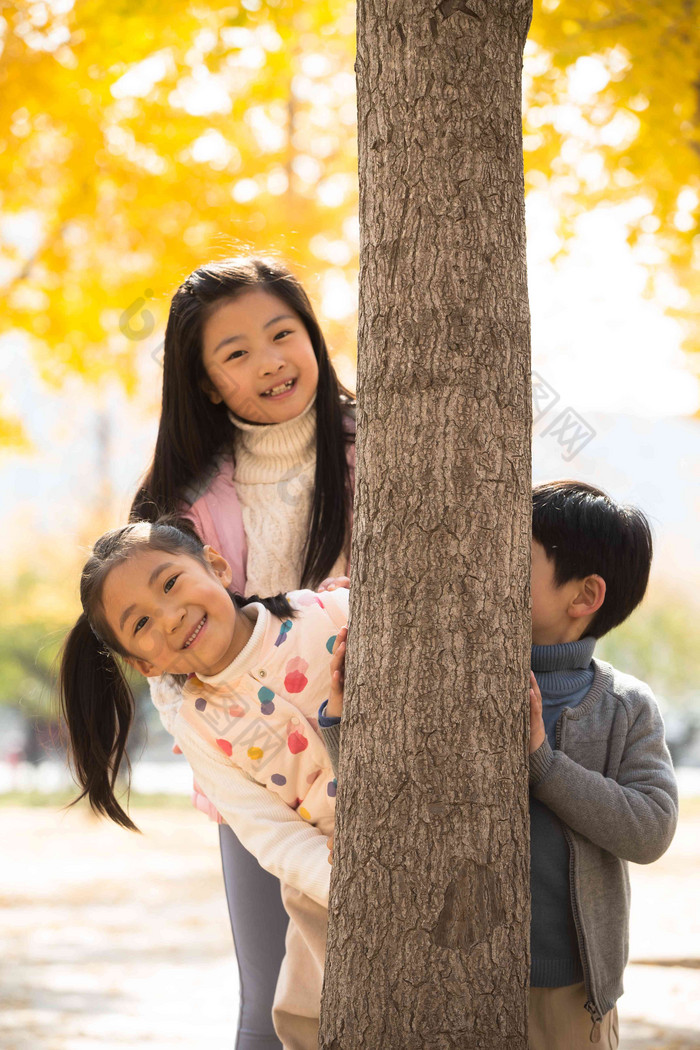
<box><xmin>598</xmin><ymin>592</ymin><xmax>700</xmax><ymax>712</ymax></box>
<box><xmin>524</xmin><ymin>0</ymin><xmax>700</xmax><ymax>356</ymax></box>
<box><xmin>1</xmin><ymin>0</ymin><xmax>698</xmax><ymax>426</ymax></box>
<box><xmin>0</xmin><ymin>0</ymin><xmax>359</xmax><ymax>423</ymax></box>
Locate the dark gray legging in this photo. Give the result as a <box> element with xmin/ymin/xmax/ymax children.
<box><xmin>218</xmin><ymin>823</ymin><xmax>289</xmax><ymax>1049</ymax></box>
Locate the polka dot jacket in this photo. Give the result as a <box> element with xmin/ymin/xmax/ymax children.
<box><xmin>177</xmin><ymin>588</ymin><xmax>348</xmax><ymax>833</ymax></box>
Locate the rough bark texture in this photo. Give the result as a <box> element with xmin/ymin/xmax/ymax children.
<box><xmin>320</xmin><ymin>1</ymin><xmax>533</xmax><ymax>1047</ymax></box>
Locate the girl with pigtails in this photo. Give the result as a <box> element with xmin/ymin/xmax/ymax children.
<box><xmin>60</xmin><ymin>518</ymin><xmax>349</xmax><ymax>1050</ymax></box>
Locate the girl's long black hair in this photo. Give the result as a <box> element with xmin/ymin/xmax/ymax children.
<box><xmin>59</xmin><ymin>518</ymin><xmax>295</xmax><ymax>831</ymax></box>
<box><xmin>131</xmin><ymin>257</ymin><xmax>355</xmax><ymax>588</ymax></box>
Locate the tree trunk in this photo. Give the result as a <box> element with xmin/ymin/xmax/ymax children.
<box><xmin>320</xmin><ymin>1</ymin><xmax>533</xmax><ymax>1048</ymax></box>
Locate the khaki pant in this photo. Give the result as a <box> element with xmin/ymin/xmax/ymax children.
<box><xmin>530</xmin><ymin>983</ymin><xmax>619</xmax><ymax>1050</ymax></box>
<box><xmin>272</xmin><ymin>904</ymin><xmax>621</xmax><ymax>1050</ymax></box>
<box><xmin>272</xmin><ymin>883</ymin><xmax>328</xmax><ymax>1050</ymax></box>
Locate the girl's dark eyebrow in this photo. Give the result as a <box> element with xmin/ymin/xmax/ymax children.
<box><xmin>118</xmin><ymin>562</ymin><xmax>174</xmax><ymax>630</ymax></box>
<box><xmin>212</xmin><ymin>314</ymin><xmax>296</xmax><ymax>355</ymax></box>
<box><xmin>148</xmin><ymin>561</ymin><xmax>174</xmax><ymax>586</ymax></box>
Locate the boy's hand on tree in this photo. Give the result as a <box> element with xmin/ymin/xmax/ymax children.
<box><xmin>327</xmin><ymin>833</ymin><xmax>334</xmax><ymax>865</ymax></box>
<box><xmin>326</xmin><ymin>627</ymin><xmax>347</xmax><ymax>718</ymax></box>
<box><xmin>529</xmin><ymin>671</ymin><xmax>546</xmax><ymax>754</ymax></box>
<box><xmin>317</xmin><ymin>575</ymin><xmax>350</xmax><ymax>592</ymax></box>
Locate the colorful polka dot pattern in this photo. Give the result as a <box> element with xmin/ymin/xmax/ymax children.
<box><xmin>287</xmin><ymin>729</ymin><xmax>308</xmax><ymax>754</ymax></box>
<box><xmin>258</xmin><ymin>685</ymin><xmax>275</xmax><ymax>716</ymax></box>
<box><xmin>274</xmin><ymin>619</ymin><xmax>293</xmax><ymax>647</ymax></box>
<box><xmin>284</xmin><ymin>656</ymin><xmax>309</xmax><ymax>694</ymax></box>
<box><xmin>295</xmin><ymin>593</ymin><xmax>324</xmax><ymax>609</ymax></box>
<box><xmin>187</xmin><ymin>595</ymin><xmax>344</xmax><ymax>829</ymax></box>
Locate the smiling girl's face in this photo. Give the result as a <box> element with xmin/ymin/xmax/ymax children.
<box><xmin>101</xmin><ymin>546</ymin><xmax>249</xmax><ymax>678</ymax></box>
<box><xmin>200</xmin><ymin>289</ymin><xmax>319</xmax><ymax>424</ymax></box>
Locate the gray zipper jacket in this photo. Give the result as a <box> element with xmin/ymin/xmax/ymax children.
<box><xmin>528</xmin><ymin>658</ymin><xmax>678</xmax><ymax>1026</ymax></box>
<box><xmin>321</xmin><ymin>658</ymin><xmax>678</xmax><ymax>1030</ymax></box>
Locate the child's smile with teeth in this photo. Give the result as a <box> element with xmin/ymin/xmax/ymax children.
<box><xmin>262</xmin><ymin>378</ymin><xmax>296</xmax><ymax>397</ymax></box>
<box><xmin>183</xmin><ymin>614</ymin><xmax>207</xmax><ymax>648</ymax></box>
<box><xmin>102</xmin><ymin>547</ymin><xmax>254</xmax><ymax>678</ymax></box>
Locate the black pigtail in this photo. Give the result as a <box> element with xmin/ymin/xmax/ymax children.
<box><xmin>59</xmin><ymin>614</ymin><xmax>139</xmax><ymax>832</ymax></box>
<box><xmin>234</xmin><ymin>593</ymin><xmax>296</xmax><ymax>620</ymax></box>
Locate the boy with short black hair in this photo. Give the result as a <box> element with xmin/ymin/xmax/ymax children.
<box><xmin>319</xmin><ymin>480</ymin><xmax>678</xmax><ymax>1050</ymax></box>
<box><xmin>526</xmin><ymin>480</ymin><xmax>677</xmax><ymax>1049</ymax></box>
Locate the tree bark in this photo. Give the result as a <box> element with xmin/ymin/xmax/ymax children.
<box><xmin>320</xmin><ymin>1</ymin><xmax>533</xmax><ymax>1047</ymax></box>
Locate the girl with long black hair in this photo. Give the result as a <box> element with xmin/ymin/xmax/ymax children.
<box><xmin>130</xmin><ymin>257</ymin><xmax>355</xmax><ymax>1049</ymax></box>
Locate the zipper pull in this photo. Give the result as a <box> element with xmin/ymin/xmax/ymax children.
<box><xmin>584</xmin><ymin>1000</ymin><xmax>602</xmax><ymax>1044</ymax></box>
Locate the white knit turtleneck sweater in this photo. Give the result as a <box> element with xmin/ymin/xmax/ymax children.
<box><xmin>231</xmin><ymin>397</ymin><xmax>345</xmax><ymax>595</ymax></box>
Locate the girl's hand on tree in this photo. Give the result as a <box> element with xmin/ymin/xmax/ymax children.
<box><xmin>326</xmin><ymin>626</ymin><xmax>347</xmax><ymax>718</ymax></box>
<box><xmin>317</xmin><ymin>575</ymin><xmax>350</xmax><ymax>592</ymax></box>
<box><xmin>529</xmin><ymin>671</ymin><xmax>546</xmax><ymax>754</ymax></box>
<box><xmin>327</xmin><ymin>833</ymin><xmax>334</xmax><ymax>865</ymax></box>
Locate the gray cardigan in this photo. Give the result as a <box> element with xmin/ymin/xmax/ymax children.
<box><xmin>321</xmin><ymin>658</ymin><xmax>678</xmax><ymax>1027</ymax></box>
<box><xmin>529</xmin><ymin>657</ymin><xmax>678</xmax><ymax>1023</ymax></box>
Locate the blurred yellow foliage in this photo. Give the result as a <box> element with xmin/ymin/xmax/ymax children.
<box><xmin>527</xmin><ymin>0</ymin><xmax>700</xmax><ymax>353</ymax></box>
<box><xmin>0</xmin><ymin>0</ymin><xmax>698</xmax><ymax>451</ymax></box>
<box><xmin>0</xmin><ymin>0</ymin><xmax>359</xmax><ymax>432</ymax></box>
<box><xmin>0</xmin><ymin>394</ymin><xmax>31</xmax><ymax>452</ymax></box>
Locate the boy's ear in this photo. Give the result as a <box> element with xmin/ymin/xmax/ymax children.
<box><xmin>569</xmin><ymin>574</ymin><xmax>606</xmax><ymax>621</ymax></box>
<box><xmin>125</xmin><ymin>655</ymin><xmax>158</xmax><ymax>678</ymax></box>
<box><xmin>203</xmin><ymin>545</ymin><xmax>233</xmax><ymax>589</ymax></box>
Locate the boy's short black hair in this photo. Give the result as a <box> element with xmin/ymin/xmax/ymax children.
<box><xmin>532</xmin><ymin>481</ymin><xmax>653</xmax><ymax>638</ymax></box>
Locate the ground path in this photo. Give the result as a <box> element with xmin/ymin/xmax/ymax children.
<box><xmin>1</xmin><ymin>801</ymin><xmax>698</xmax><ymax>1048</ymax></box>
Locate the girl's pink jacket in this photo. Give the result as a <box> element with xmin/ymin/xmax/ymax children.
<box><xmin>179</xmin><ymin>414</ymin><xmax>356</xmax><ymax>819</ymax></box>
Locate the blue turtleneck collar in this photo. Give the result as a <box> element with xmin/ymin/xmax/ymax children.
<box><xmin>531</xmin><ymin>637</ymin><xmax>596</xmax><ymax>746</ymax></box>
<box><xmin>532</xmin><ymin>636</ymin><xmax>596</xmax><ymax>675</ymax></box>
